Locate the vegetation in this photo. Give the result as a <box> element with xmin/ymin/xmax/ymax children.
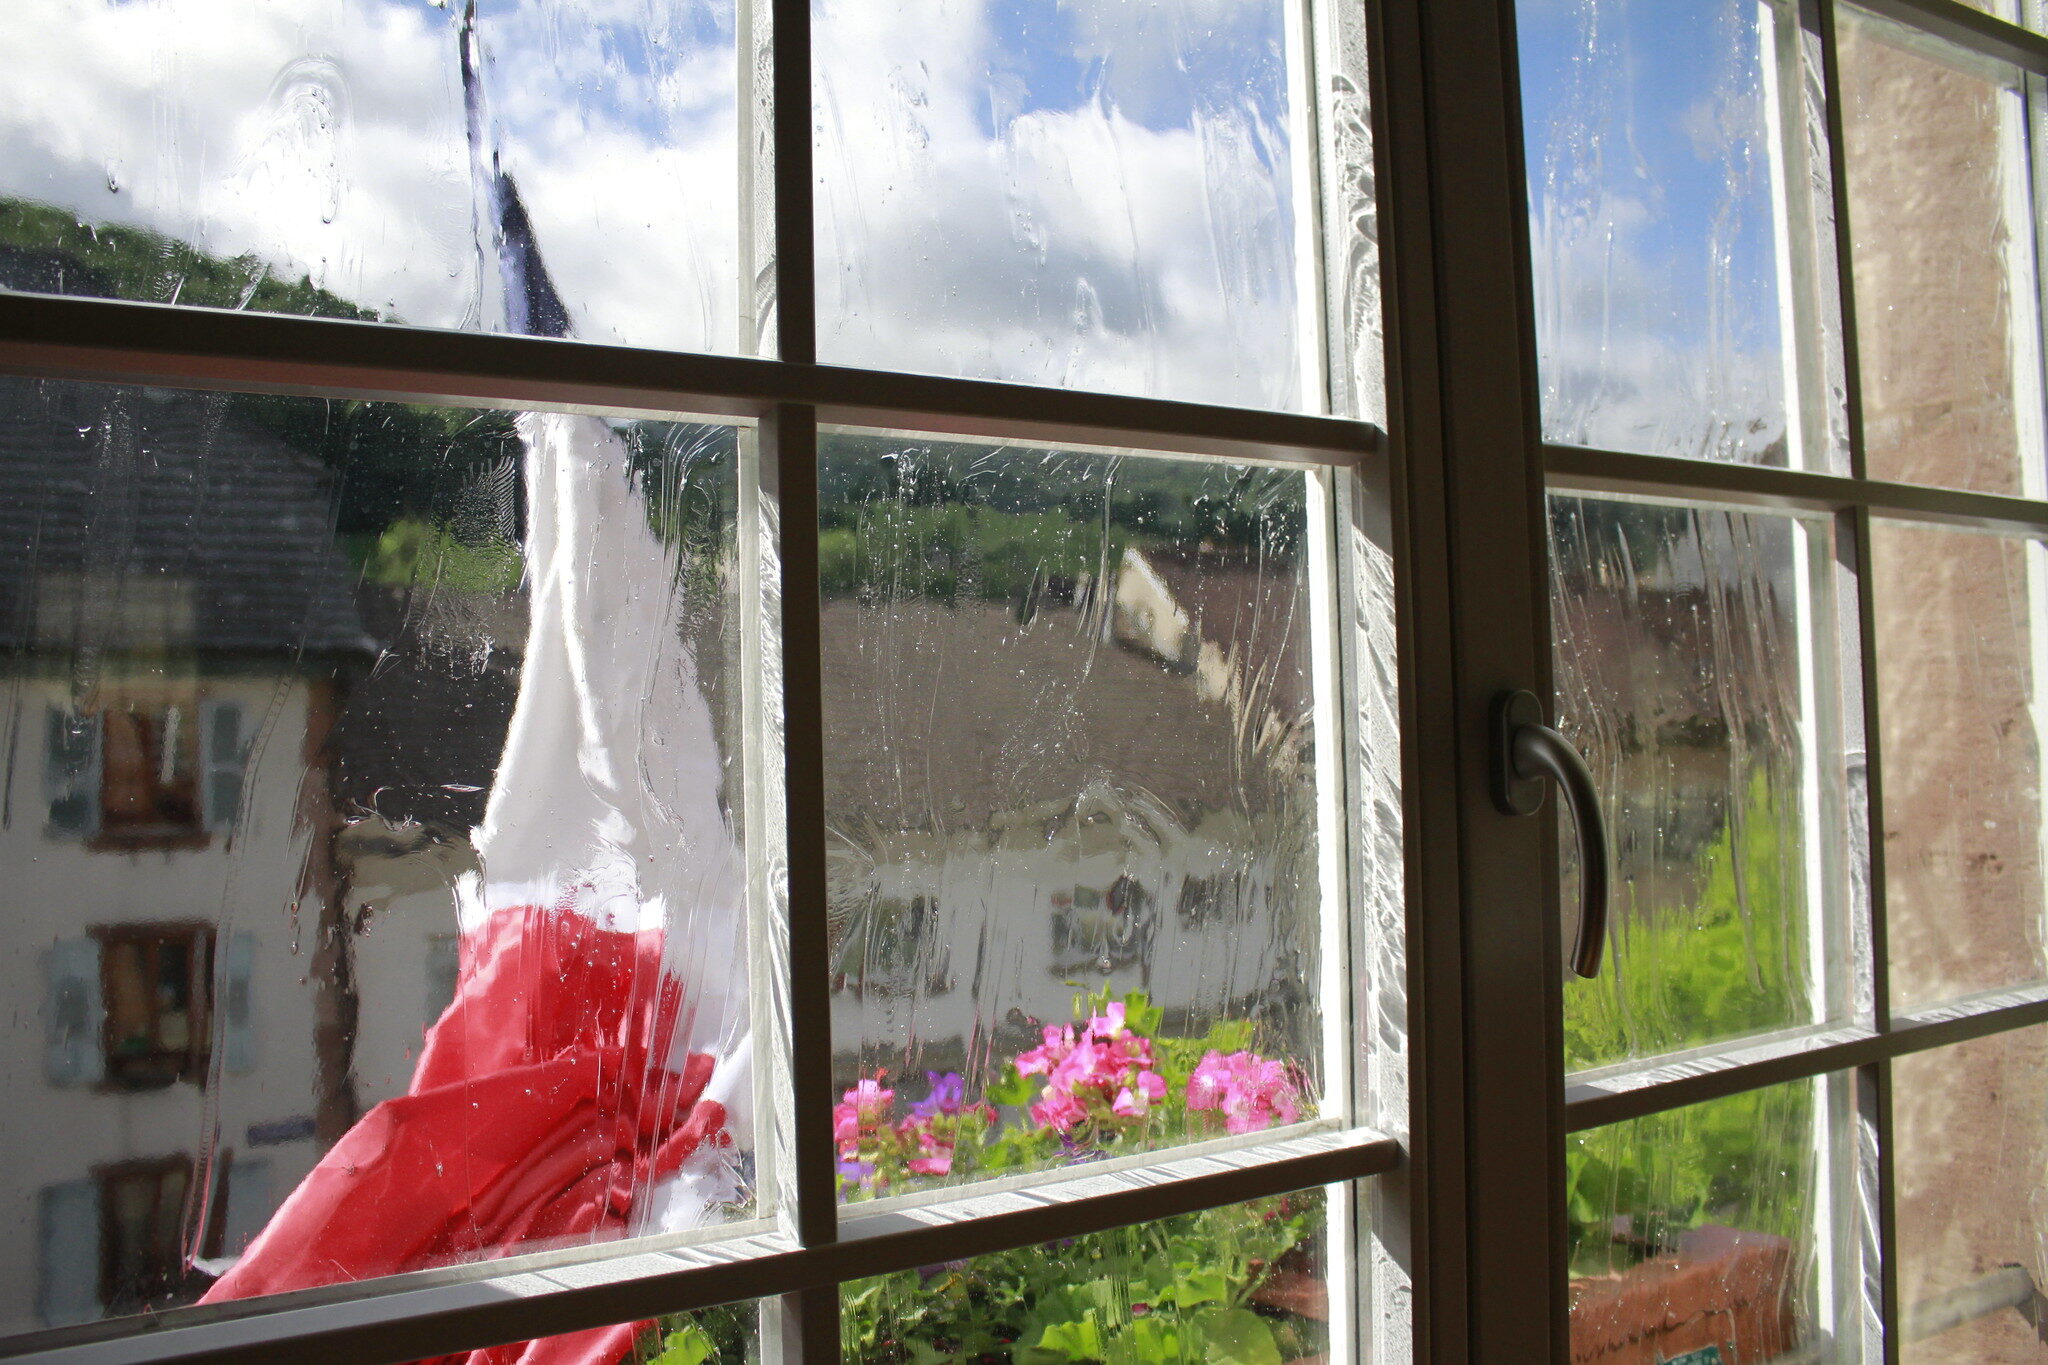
<box><xmin>1563</xmin><ymin>774</ymin><xmax>1818</xmax><ymax>1279</ymax></box>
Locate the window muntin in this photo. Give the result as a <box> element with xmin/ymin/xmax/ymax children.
<box><xmin>1534</xmin><ymin>0</ymin><xmax>2048</xmax><ymax>1361</ymax></box>
<box><xmin>0</xmin><ymin>0</ymin><xmax>1397</xmax><ymax>1360</ymax></box>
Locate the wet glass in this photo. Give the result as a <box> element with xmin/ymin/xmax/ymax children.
<box><xmin>0</xmin><ymin>1</ymin><xmax>743</xmax><ymax>354</ymax></box>
<box><xmin>1871</xmin><ymin>522</ymin><xmax>2048</xmax><ymax>1012</ymax></box>
<box><xmin>812</xmin><ymin>0</ymin><xmax>1318</xmax><ymax>412</ymax></box>
<box><xmin>1952</xmin><ymin>0</ymin><xmax>2048</xmax><ymax>34</ymax></box>
<box><xmin>840</xmin><ymin>1188</ymin><xmax>1332</xmax><ymax>1362</ymax></box>
<box><xmin>1895</xmin><ymin>1026</ymin><xmax>2048</xmax><ymax>1362</ymax></box>
<box><xmin>0</xmin><ymin>377</ymin><xmax>751</xmax><ymax>1335</ymax></box>
<box><xmin>1567</xmin><ymin>1078</ymin><xmax>1836</xmax><ymax>1364</ymax></box>
<box><xmin>820</xmin><ymin>429</ymin><xmax>1333</xmax><ymax>1199</ymax></box>
<box><xmin>1551</xmin><ymin>495</ymin><xmax>1838</xmax><ymax>1071</ymax></box>
<box><xmin>1518</xmin><ymin>0</ymin><xmax>1800</xmax><ymax>464</ymax></box>
<box><xmin>1840</xmin><ymin>10</ymin><xmax>2044</xmax><ymax>496</ymax></box>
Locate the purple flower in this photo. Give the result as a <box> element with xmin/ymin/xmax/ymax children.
<box><xmin>910</xmin><ymin>1070</ymin><xmax>968</xmax><ymax>1118</ymax></box>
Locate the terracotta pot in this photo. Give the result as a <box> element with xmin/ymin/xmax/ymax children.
<box><xmin>1568</xmin><ymin>1226</ymin><xmax>1797</xmax><ymax>1365</ymax></box>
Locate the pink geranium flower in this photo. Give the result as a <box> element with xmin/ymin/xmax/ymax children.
<box><xmin>1013</xmin><ymin>1002</ymin><xmax>1167</xmax><ymax>1139</ymax></box>
<box><xmin>1186</xmin><ymin>1049</ymin><xmax>1302</xmax><ymax>1134</ymax></box>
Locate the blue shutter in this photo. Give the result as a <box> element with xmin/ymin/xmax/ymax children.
<box><xmin>43</xmin><ymin>938</ymin><xmax>103</xmax><ymax>1087</ymax></box>
<box><xmin>43</xmin><ymin>709</ymin><xmax>100</xmax><ymax>837</ymax></box>
<box><xmin>36</xmin><ymin>1179</ymin><xmax>101</xmax><ymax>1328</ymax></box>
<box><xmin>224</xmin><ymin>931</ymin><xmax>257</xmax><ymax>1074</ymax></box>
<box><xmin>199</xmin><ymin>701</ymin><xmax>247</xmax><ymax>833</ymax></box>
<box><xmin>220</xmin><ymin>1159</ymin><xmax>273</xmax><ymax>1257</ymax></box>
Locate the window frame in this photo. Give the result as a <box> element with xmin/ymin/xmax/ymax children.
<box><xmin>0</xmin><ymin>0</ymin><xmax>1407</xmax><ymax>1360</ymax></box>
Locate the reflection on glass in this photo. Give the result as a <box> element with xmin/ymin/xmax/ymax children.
<box><xmin>1895</xmin><ymin>1027</ymin><xmax>2048</xmax><ymax>1362</ymax></box>
<box><xmin>813</xmin><ymin>0</ymin><xmax>1314</xmax><ymax>410</ymax></box>
<box><xmin>1872</xmin><ymin>522</ymin><xmax>2048</xmax><ymax>1011</ymax></box>
<box><xmin>1840</xmin><ymin>11</ymin><xmax>2043</xmax><ymax>496</ymax></box>
<box><xmin>1518</xmin><ymin>0</ymin><xmax>1793</xmax><ymax>463</ymax></box>
<box><xmin>841</xmin><ymin>1188</ymin><xmax>1330</xmax><ymax>1363</ymax></box>
<box><xmin>1552</xmin><ymin>496</ymin><xmax>1829</xmax><ymax>1070</ymax></box>
<box><xmin>2</xmin><ymin>377</ymin><xmax>750</xmax><ymax>1335</ymax></box>
<box><xmin>0</xmin><ymin>1</ymin><xmax>741</xmax><ymax>354</ymax></box>
<box><xmin>820</xmin><ymin>431</ymin><xmax>1328</xmax><ymax>1196</ymax></box>
<box><xmin>1568</xmin><ymin>1080</ymin><xmax>1828</xmax><ymax>1363</ymax></box>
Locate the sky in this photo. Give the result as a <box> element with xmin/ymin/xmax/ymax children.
<box><xmin>0</xmin><ymin>0</ymin><xmax>1785</xmax><ymax>441</ymax></box>
<box><xmin>1517</xmin><ymin>0</ymin><xmax>1791</xmax><ymax>462</ymax></box>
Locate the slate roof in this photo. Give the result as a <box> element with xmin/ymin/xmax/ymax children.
<box><xmin>0</xmin><ymin>377</ymin><xmax>370</xmax><ymax>658</ymax></box>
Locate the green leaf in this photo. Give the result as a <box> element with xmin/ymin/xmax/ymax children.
<box><xmin>645</xmin><ymin>1324</ymin><xmax>716</xmax><ymax>1365</ymax></box>
<box><xmin>1184</xmin><ymin>1309</ymin><xmax>1284</xmax><ymax>1365</ymax></box>
<box><xmin>987</xmin><ymin>1065</ymin><xmax>1038</xmax><ymax>1106</ymax></box>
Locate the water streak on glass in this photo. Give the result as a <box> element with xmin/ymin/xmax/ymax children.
<box><xmin>0</xmin><ymin>377</ymin><xmax>751</xmax><ymax>1334</ymax></box>
<box><xmin>1551</xmin><ymin>496</ymin><xmax>1830</xmax><ymax>1070</ymax></box>
<box><xmin>0</xmin><ymin>1</ymin><xmax>743</xmax><ymax>354</ymax></box>
<box><xmin>1518</xmin><ymin>0</ymin><xmax>1794</xmax><ymax>464</ymax></box>
<box><xmin>841</xmin><ymin>1188</ymin><xmax>1331</xmax><ymax>1362</ymax></box>
<box><xmin>819</xmin><ymin>430</ymin><xmax>1329</xmax><ymax>1198</ymax></box>
<box><xmin>1873</xmin><ymin>522</ymin><xmax>2048</xmax><ymax>1012</ymax></box>
<box><xmin>1895</xmin><ymin>1026</ymin><xmax>2048</xmax><ymax>1362</ymax></box>
<box><xmin>1567</xmin><ymin>1079</ymin><xmax>1831</xmax><ymax>1363</ymax></box>
<box><xmin>1839</xmin><ymin>11</ymin><xmax>2044</xmax><ymax>496</ymax></box>
<box><xmin>812</xmin><ymin>0</ymin><xmax>1315</xmax><ymax>411</ymax></box>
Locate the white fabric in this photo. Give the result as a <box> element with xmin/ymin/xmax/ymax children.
<box><xmin>458</xmin><ymin>409</ymin><xmax>752</xmax><ymax>1228</ymax></box>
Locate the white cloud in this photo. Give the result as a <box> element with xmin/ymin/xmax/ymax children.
<box><xmin>2</xmin><ymin>0</ymin><xmax>1312</xmax><ymax>409</ymax></box>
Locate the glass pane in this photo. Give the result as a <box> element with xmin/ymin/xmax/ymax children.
<box><xmin>1895</xmin><ymin>1025</ymin><xmax>2048</xmax><ymax>1362</ymax></box>
<box><xmin>842</xmin><ymin>1188</ymin><xmax>1333</xmax><ymax>1362</ymax></box>
<box><xmin>812</xmin><ymin>0</ymin><xmax>1317</xmax><ymax>411</ymax></box>
<box><xmin>1568</xmin><ymin>1078</ymin><xmax>1841</xmax><ymax>1363</ymax></box>
<box><xmin>1518</xmin><ymin>0</ymin><xmax>1796</xmax><ymax>464</ymax></box>
<box><xmin>821</xmin><ymin>429</ymin><xmax>1334</xmax><ymax>1198</ymax></box>
<box><xmin>0</xmin><ymin>377</ymin><xmax>752</xmax><ymax>1335</ymax></box>
<box><xmin>1552</xmin><ymin>496</ymin><xmax>1836</xmax><ymax>1070</ymax></box>
<box><xmin>0</xmin><ymin>2</ymin><xmax>742</xmax><ymax>354</ymax></box>
<box><xmin>1872</xmin><ymin>522</ymin><xmax>2048</xmax><ymax>1011</ymax></box>
<box><xmin>1839</xmin><ymin>10</ymin><xmax>2044</xmax><ymax>496</ymax></box>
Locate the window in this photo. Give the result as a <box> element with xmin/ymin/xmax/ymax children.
<box><xmin>45</xmin><ymin>699</ymin><xmax>248</xmax><ymax>846</ymax></box>
<box><xmin>6</xmin><ymin>0</ymin><xmax>2045</xmax><ymax>1361</ymax></box>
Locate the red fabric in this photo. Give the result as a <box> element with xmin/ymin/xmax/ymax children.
<box><xmin>203</xmin><ymin>904</ymin><xmax>729</xmax><ymax>1365</ymax></box>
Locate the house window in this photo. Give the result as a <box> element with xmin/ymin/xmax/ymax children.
<box><xmin>95</xmin><ymin>1157</ymin><xmax>199</xmax><ymax>1319</ymax></box>
<box><xmin>44</xmin><ymin>701</ymin><xmax>247</xmax><ymax>847</ymax></box>
<box><xmin>93</xmin><ymin>925</ymin><xmax>213</xmax><ymax>1091</ymax></box>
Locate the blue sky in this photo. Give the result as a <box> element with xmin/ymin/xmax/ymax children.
<box><xmin>1516</xmin><ymin>0</ymin><xmax>1790</xmax><ymax>458</ymax></box>
<box><xmin>1</xmin><ymin>0</ymin><xmax>1787</xmax><ymax>438</ymax></box>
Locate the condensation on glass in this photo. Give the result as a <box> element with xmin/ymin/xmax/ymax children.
<box><xmin>811</xmin><ymin>0</ymin><xmax>1321</xmax><ymax>412</ymax></box>
<box><xmin>1894</xmin><ymin>1026</ymin><xmax>2048</xmax><ymax>1362</ymax></box>
<box><xmin>0</xmin><ymin>377</ymin><xmax>752</xmax><ymax>1335</ymax></box>
<box><xmin>1551</xmin><ymin>495</ymin><xmax>1843</xmax><ymax>1070</ymax></box>
<box><xmin>1566</xmin><ymin>1078</ymin><xmax>1840</xmax><ymax>1364</ymax></box>
<box><xmin>819</xmin><ymin>428</ymin><xmax>1336</xmax><ymax>1198</ymax></box>
<box><xmin>840</xmin><ymin>1187</ymin><xmax>1332</xmax><ymax>1362</ymax></box>
<box><xmin>0</xmin><ymin>1</ymin><xmax>744</xmax><ymax>355</ymax></box>
<box><xmin>1952</xmin><ymin>0</ymin><xmax>2048</xmax><ymax>35</ymax></box>
<box><xmin>1518</xmin><ymin>0</ymin><xmax>1811</xmax><ymax>465</ymax></box>
<box><xmin>1871</xmin><ymin>521</ymin><xmax>2048</xmax><ymax>1012</ymax></box>
<box><xmin>1839</xmin><ymin>9</ymin><xmax>2047</xmax><ymax>497</ymax></box>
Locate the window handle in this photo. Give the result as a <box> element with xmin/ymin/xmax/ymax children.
<box><xmin>1490</xmin><ymin>689</ymin><xmax>1609</xmax><ymax>979</ymax></box>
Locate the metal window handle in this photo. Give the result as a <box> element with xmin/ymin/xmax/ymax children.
<box><xmin>1491</xmin><ymin>689</ymin><xmax>1609</xmax><ymax>979</ymax></box>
